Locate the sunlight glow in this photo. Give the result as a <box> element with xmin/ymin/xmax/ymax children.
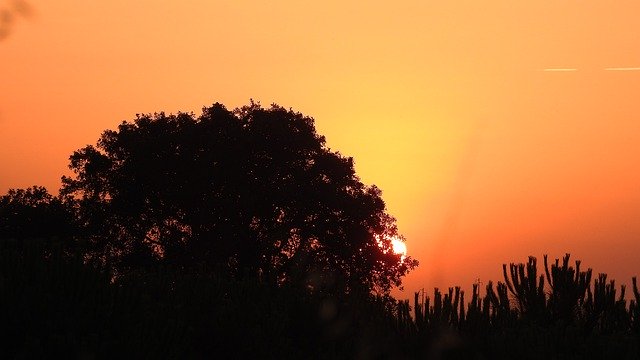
<box><xmin>391</xmin><ymin>237</ymin><xmax>408</xmax><ymax>258</ymax></box>
<box><xmin>375</xmin><ymin>235</ymin><xmax>408</xmax><ymax>260</ymax></box>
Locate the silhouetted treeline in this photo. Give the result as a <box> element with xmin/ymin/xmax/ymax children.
<box><xmin>2</xmin><ymin>101</ymin><xmax>638</xmax><ymax>358</ymax></box>
<box><xmin>0</xmin><ymin>237</ymin><xmax>404</xmax><ymax>358</ymax></box>
<box><xmin>2</xmin><ymin>240</ymin><xmax>639</xmax><ymax>359</ymax></box>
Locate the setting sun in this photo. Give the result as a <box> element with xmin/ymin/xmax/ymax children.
<box><xmin>391</xmin><ymin>237</ymin><xmax>407</xmax><ymax>258</ymax></box>
<box><xmin>377</xmin><ymin>234</ymin><xmax>408</xmax><ymax>259</ymax></box>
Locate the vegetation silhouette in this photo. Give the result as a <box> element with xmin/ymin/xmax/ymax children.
<box><xmin>58</xmin><ymin>101</ymin><xmax>417</xmax><ymax>295</ymax></box>
<box><xmin>2</xmin><ymin>101</ymin><xmax>640</xmax><ymax>358</ymax></box>
<box><xmin>397</xmin><ymin>254</ymin><xmax>640</xmax><ymax>359</ymax></box>
<box><xmin>0</xmin><ymin>186</ymin><xmax>75</xmax><ymax>242</ymax></box>
<box><xmin>2</xmin><ymin>239</ymin><xmax>639</xmax><ymax>358</ymax></box>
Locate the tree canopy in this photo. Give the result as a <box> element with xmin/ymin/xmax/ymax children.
<box><xmin>0</xmin><ymin>186</ymin><xmax>75</xmax><ymax>242</ymax></box>
<box><xmin>59</xmin><ymin>101</ymin><xmax>416</xmax><ymax>293</ymax></box>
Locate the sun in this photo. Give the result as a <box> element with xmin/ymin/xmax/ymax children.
<box><xmin>376</xmin><ymin>234</ymin><xmax>408</xmax><ymax>259</ymax></box>
<box><xmin>390</xmin><ymin>237</ymin><xmax>408</xmax><ymax>258</ymax></box>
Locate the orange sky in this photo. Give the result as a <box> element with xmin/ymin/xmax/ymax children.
<box><xmin>2</xmin><ymin>1</ymin><xmax>640</xmax><ymax>297</ymax></box>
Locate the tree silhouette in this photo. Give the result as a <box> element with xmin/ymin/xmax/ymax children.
<box><xmin>0</xmin><ymin>186</ymin><xmax>75</xmax><ymax>242</ymax></box>
<box><xmin>61</xmin><ymin>101</ymin><xmax>417</xmax><ymax>294</ymax></box>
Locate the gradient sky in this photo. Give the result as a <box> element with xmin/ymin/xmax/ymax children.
<box><xmin>2</xmin><ymin>0</ymin><xmax>640</xmax><ymax>297</ymax></box>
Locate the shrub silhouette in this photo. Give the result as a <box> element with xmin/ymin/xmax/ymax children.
<box><xmin>401</xmin><ymin>254</ymin><xmax>640</xmax><ymax>359</ymax></box>
<box><xmin>503</xmin><ymin>256</ymin><xmax>547</xmax><ymax>322</ymax></box>
<box><xmin>544</xmin><ymin>254</ymin><xmax>592</xmax><ymax>324</ymax></box>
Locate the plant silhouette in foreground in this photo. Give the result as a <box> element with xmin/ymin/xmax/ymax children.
<box><xmin>1</xmin><ymin>101</ymin><xmax>417</xmax><ymax>296</ymax></box>
<box><xmin>398</xmin><ymin>254</ymin><xmax>639</xmax><ymax>359</ymax></box>
<box><xmin>2</xmin><ymin>235</ymin><xmax>638</xmax><ymax>359</ymax></box>
<box><xmin>2</xmin><ymin>100</ymin><xmax>638</xmax><ymax>358</ymax></box>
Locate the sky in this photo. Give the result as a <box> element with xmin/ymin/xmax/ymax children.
<box><xmin>2</xmin><ymin>0</ymin><xmax>640</xmax><ymax>297</ymax></box>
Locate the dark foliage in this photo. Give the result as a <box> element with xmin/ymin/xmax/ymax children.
<box><xmin>0</xmin><ymin>186</ymin><xmax>76</xmax><ymax>242</ymax></box>
<box><xmin>59</xmin><ymin>101</ymin><xmax>416</xmax><ymax>294</ymax></box>
<box><xmin>3</xmin><ymin>101</ymin><xmax>638</xmax><ymax>358</ymax></box>
<box><xmin>0</xmin><ymin>238</ymin><xmax>190</xmax><ymax>358</ymax></box>
<box><xmin>3</xmin><ymin>244</ymin><xmax>639</xmax><ymax>359</ymax></box>
<box><xmin>0</xmin><ymin>238</ymin><xmax>407</xmax><ymax>359</ymax></box>
<box><xmin>399</xmin><ymin>254</ymin><xmax>640</xmax><ymax>359</ymax></box>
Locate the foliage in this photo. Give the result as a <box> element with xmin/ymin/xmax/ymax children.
<box><xmin>3</xmin><ymin>101</ymin><xmax>638</xmax><ymax>358</ymax></box>
<box><xmin>0</xmin><ymin>186</ymin><xmax>76</xmax><ymax>242</ymax></box>
<box><xmin>0</xmin><ymin>237</ymin><xmax>407</xmax><ymax>359</ymax></box>
<box><xmin>503</xmin><ymin>256</ymin><xmax>546</xmax><ymax>321</ymax></box>
<box><xmin>397</xmin><ymin>254</ymin><xmax>640</xmax><ymax>359</ymax></box>
<box><xmin>59</xmin><ymin>102</ymin><xmax>416</xmax><ymax>295</ymax></box>
<box><xmin>2</xmin><ymin>241</ymin><xmax>639</xmax><ymax>358</ymax></box>
<box><xmin>0</xmin><ymin>238</ymin><xmax>191</xmax><ymax>358</ymax></box>
<box><xmin>544</xmin><ymin>254</ymin><xmax>592</xmax><ymax>323</ymax></box>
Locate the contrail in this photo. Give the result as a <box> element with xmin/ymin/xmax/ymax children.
<box><xmin>541</xmin><ymin>68</ymin><xmax>578</xmax><ymax>72</ymax></box>
<box><xmin>604</xmin><ymin>67</ymin><xmax>640</xmax><ymax>71</ymax></box>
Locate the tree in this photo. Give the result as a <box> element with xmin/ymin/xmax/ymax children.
<box><xmin>61</xmin><ymin>101</ymin><xmax>417</xmax><ymax>294</ymax></box>
<box><xmin>0</xmin><ymin>186</ymin><xmax>75</xmax><ymax>242</ymax></box>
